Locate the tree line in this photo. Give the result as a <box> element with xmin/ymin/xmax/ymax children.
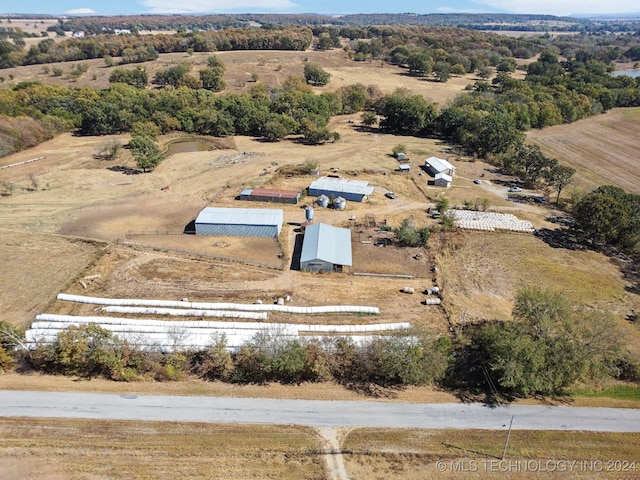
<box><xmin>2</xmin><ymin>285</ymin><xmax>637</xmax><ymax>399</ymax></box>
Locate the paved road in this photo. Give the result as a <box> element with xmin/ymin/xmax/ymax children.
<box><xmin>1</xmin><ymin>390</ymin><xmax>640</xmax><ymax>432</ymax></box>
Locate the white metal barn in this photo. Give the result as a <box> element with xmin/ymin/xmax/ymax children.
<box><xmin>195</xmin><ymin>207</ymin><xmax>283</xmax><ymax>237</ymax></box>
<box><xmin>424</xmin><ymin>156</ymin><xmax>456</xmax><ymax>188</ymax></box>
<box><xmin>308</xmin><ymin>177</ymin><xmax>375</xmax><ymax>202</ymax></box>
<box><xmin>300</xmin><ymin>223</ymin><xmax>352</xmax><ymax>273</ymax></box>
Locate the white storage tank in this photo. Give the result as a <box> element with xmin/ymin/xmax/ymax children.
<box><xmin>317</xmin><ymin>195</ymin><xmax>330</xmax><ymax>208</ymax></box>
<box><xmin>305</xmin><ymin>205</ymin><xmax>314</xmax><ymax>222</ymax></box>
<box><xmin>333</xmin><ymin>197</ymin><xmax>346</xmax><ymax>210</ymax></box>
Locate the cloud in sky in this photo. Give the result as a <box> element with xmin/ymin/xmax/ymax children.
<box><xmin>64</xmin><ymin>8</ymin><xmax>97</xmax><ymax>14</ymax></box>
<box><xmin>475</xmin><ymin>0</ymin><xmax>640</xmax><ymax>15</ymax></box>
<box><xmin>141</xmin><ymin>0</ymin><xmax>296</xmax><ymax>13</ymax></box>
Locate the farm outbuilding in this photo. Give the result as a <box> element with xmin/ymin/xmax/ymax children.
<box><xmin>424</xmin><ymin>156</ymin><xmax>456</xmax><ymax>178</ymax></box>
<box><xmin>195</xmin><ymin>207</ymin><xmax>283</xmax><ymax>237</ymax></box>
<box><xmin>432</xmin><ymin>172</ymin><xmax>453</xmax><ymax>188</ymax></box>
<box><xmin>300</xmin><ymin>223</ymin><xmax>352</xmax><ymax>273</ymax></box>
<box><xmin>239</xmin><ymin>188</ymin><xmax>301</xmax><ymax>204</ymax></box>
<box><xmin>308</xmin><ymin>176</ymin><xmax>375</xmax><ymax>202</ymax></box>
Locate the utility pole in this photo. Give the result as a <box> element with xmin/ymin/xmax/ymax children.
<box><xmin>502</xmin><ymin>416</ymin><xmax>514</xmax><ymax>460</ymax></box>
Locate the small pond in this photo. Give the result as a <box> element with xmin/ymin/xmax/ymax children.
<box><xmin>165</xmin><ymin>140</ymin><xmax>215</xmax><ymax>156</ymax></box>
<box><xmin>611</xmin><ymin>69</ymin><xmax>640</xmax><ymax>78</ymax></box>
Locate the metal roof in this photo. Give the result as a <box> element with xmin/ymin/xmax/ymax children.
<box><xmin>301</xmin><ymin>223</ymin><xmax>352</xmax><ymax>266</ymax></box>
<box><xmin>309</xmin><ymin>177</ymin><xmax>375</xmax><ymax>196</ymax></box>
<box><xmin>248</xmin><ymin>188</ymin><xmax>301</xmax><ymax>199</ymax></box>
<box><xmin>196</xmin><ymin>207</ymin><xmax>283</xmax><ymax>227</ymax></box>
<box><xmin>425</xmin><ymin>156</ymin><xmax>455</xmax><ymax>173</ymax></box>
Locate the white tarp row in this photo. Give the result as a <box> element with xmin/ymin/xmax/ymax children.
<box><xmin>57</xmin><ymin>293</ymin><xmax>380</xmax><ymax>315</ymax></box>
<box><xmin>101</xmin><ymin>306</ymin><xmax>268</xmax><ymax>320</ymax></box>
<box><xmin>33</xmin><ymin>314</ymin><xmax>410</xmax><ymax>335</ymax></box>
<box><xmin>25</xmin><ymin>329</ymin><xmax>411</xmax><ymax>352</ymax></box>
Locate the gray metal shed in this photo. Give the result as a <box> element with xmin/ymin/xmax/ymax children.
<box><xmin>300</xmin><ymin>223</ymin><xmax>352</xmax><ymax>273</ymax></box>
<box><xmin>308</xmin><ymin>177</ymin><xmax>375</xmax><ymax>202</ymax></box>
<box><xmin>195</xmin><ymin>207</ymin><xmax>283</xmax><ymax>237</ymax></box>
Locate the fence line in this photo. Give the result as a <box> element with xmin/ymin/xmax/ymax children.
<box><xmin>116</xmin><ymin>239</ymin><xmax>285</xmax><ymax>271</ymax></box>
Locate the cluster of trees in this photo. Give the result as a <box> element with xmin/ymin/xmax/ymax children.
<box><xmin>60</xmin><ymin>13</ymin><xmax>640</xmax><ymax>34</ymax></box>
<box><xmin>10</xmin><ymin>324</ymin><xmax>452</xmax><ymax>387</ymax></box>
<box><xmin>458</xmin><ymin>287</ymin><xmax>635</xmax><ymax>398</ymax></box>
<box><xmin>1</xmin><ymin>27</ymin><xmax>313</xmax><ymax>68</ymax></box>
<box><xmin>572</xmin><ymin>185</ymin><xmax>640</xmax><ymax>259</ymax></box>
<box><xmin>500</xmin><ymin>144</ymin><xmax>575</xmax><ymax>202</ymax></box>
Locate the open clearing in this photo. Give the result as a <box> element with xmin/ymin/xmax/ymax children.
<box><xmin>527</xmin><ymin>107</ymin><xmax>640</xmax><ymax>195</ymax></box>
<box><xmin>343</xmin><ymin>428</ymin><xmax>640</xmax><ymax>479</ymax></box>
<box><xmin>0</xmin><ymin>417</ymin><xmax>324</xmax><ymax>480</ymax></box>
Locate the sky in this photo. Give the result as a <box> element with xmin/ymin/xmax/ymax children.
<box><xmin>2</xmin><ymin>0</ymin><xmax>639</xmax><ymax>17</ymax></box>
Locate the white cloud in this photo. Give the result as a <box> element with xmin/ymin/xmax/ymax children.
<box><xmin>474</xmin><ymin>0</ymin><xmax>640</xmax><ymax>15</ymax></box>
<box><xmin>141</xmin><ymin>0</ymin><xmax>296</xmax><ymax>13</ymax></box>
<box><xmin>64</xmin><ymin>8</ymin><xmax>97</xmax><ymax>14</ymax></box>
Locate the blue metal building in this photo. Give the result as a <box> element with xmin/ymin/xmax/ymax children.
<box><xmin>195</xmin><ymin>207</ymin><xmax>283</xmax><ymax>237</ymax></box>
<box><xmin>300</xmin><ymin>223</ymin><xmax>352</xmax><ymax>273</ymax></box>
<box><xmin>308</xmin><ymin>177</ymin><xmax>375</xmax><ymax>202</ymax></box>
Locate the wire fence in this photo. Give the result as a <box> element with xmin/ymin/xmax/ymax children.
<box><xmin>116</xmin><ymin>239</ymin><xmax>286</xmax><ymax>271</ymax></box>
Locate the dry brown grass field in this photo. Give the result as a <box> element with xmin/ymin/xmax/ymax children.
<box><xmin>0</xmin><ymin>418</ymin><xmax>325</xmax><ymax>480</ymax></box>
<box><xmin>527</xmin><ymin>107</ymin><xmax>640</xmax><ymax>195</ymax></box>
<box><xmin>343</xmin><ymin>428</ymin><xmax>640</xmax><ymax>479</ymax></box>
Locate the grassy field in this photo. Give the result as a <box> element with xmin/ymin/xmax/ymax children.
<box><xmin>0</xmin><ymin>418</ymin><xmax>325</xmax><ymax>480</ymax></box>
<box><xmin>343</xmin><ymin>428</ymin><xmax>640</xmax><ymax>479</ymax></box>
<box><xmin>527</xmin><ymin>107</ymin><xmax>640</xmax><ymax>195</ymax></box>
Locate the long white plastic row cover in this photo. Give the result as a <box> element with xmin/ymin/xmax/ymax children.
<box><xmin>34</xmin><ymin>314</ymin><xmax>410</xmax><ymax>334</ymax></box>
<box><xmin>101</xmin><ymin>306</ymin><xmax>267</xmax><ymax>320</ymax></box>
<box><xmin>25</xmin><ymin>329</ymin><xmax>408</xmax><ymax>352</ymax></box>
<box><xmin>57</xmin><ymin>293</ymin><xmax>380</xmax><ymax>315</ymax></box>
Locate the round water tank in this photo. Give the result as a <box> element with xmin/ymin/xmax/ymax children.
<box><xmin>305</xmin><ymin>205</ymin><xmax>314</xmax><ymax>222</ymax></box>
<box><xmin>317</xmin><ymin>195</ymin><xmax>329</xmax><ymax>208</ymax></box>
<box><xmin>333</xmin><ymin>196</ymin><xmax>346</xmax><ymax>210</ymax></box>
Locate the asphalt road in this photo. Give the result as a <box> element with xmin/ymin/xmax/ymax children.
<box><xmin>1</xmin><ymin>390</ymin><xmax>640</xmax><ymax>432</ymax></box>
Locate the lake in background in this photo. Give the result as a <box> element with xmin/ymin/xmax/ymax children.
<box><xmin>612</xmin><ymin>69</ymin><xmax>640</xmax><ymax>78</ymax></box>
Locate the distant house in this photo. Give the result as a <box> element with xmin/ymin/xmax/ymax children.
<box><xmin>72</xmin><ymin>31</ymin><xmax>85</xmax><ymax>38</ymax></box>
<box><xmin>308</xmin><ymin>176</ymin><xmax>375</xmax><ymax>202</ymax></box>
<box><xmin>114</xmin><ymin>29</ymin><xmax>131</xmax><ymax>35</ymax></box>
<box><xmin>300</xmin><ymin>223</ymin><xmax>352</xmax><ymax>273</ymax></box>
<box><xmin>424</xmin><ymin>156</ymin><xmax>456</xmax><ymax>187</ymax></box>
<box><xmin>240</xmin><ymin>188</ymin><xmax>301</xmax><ymax>204</ymax></box>
<box><xmin>398</xmin><ymin>164</ymin><xmax>411</xmax><ymax>172</ymax></box>
<box><xmin>195</xmin><ymin>207</ymin><xmax>283</xmax><ymax>237</ymax></box>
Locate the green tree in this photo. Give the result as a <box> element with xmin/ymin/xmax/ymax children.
<box><xmin>303</xmin><ymin>62</ymin><xmax>331</xmax><ymax>86</ymax></box>
<box><xmin>360</xmin><ymin>111</ymin><xmax>377</xmax><ymax>126</ymax></box>
<box><xmin>573</xmin><ymin>187</ymin><xmax>630</xmax><ymax>245</ymax></box>
<box><xmin>200</xmin><ymin>66</ymin><xmax>226</xmax><ymax>91</ymax></box>
<box><xmin>433</xmin><ymin>61</ymin><xmax>451</xmax><ymax>82</ymax></box>
<box><xmin>545</xmin><ymin>164</ymin><xmax>576</xmax><ymax>203</ymax></box>
<box><xmin>191</xmin><ymin>334</ymin><xmax>234</xmax><ymax>381</ymax></box>
<box><xmin>471</xmin><ymin>288</ymin><xmax>624</xmax><ymax>398</ymax></box>
<box><xmin>262</xmin><ymin>119</ymin><xmax>290</xmax><ymax>142</ymax></box>
<box><xmin>394</xmin><ymin>216</ymin><xmax>430</xmax><ymax>247</ymax></box>
<box><xmin>377</xmin><ymin>88</ymin><xmax>436</xmax><ymax>136</ymax></box>
<box><xmin>129</xmin><ymin>135</ymin><xmax>162</xmax><ymax>172</ymax></box>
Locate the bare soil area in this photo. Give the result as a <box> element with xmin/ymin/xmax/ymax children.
<box><xmin>527</xmin><ymin>108</ymin><xmax>640</xmax><ymax>195</ymax></box>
